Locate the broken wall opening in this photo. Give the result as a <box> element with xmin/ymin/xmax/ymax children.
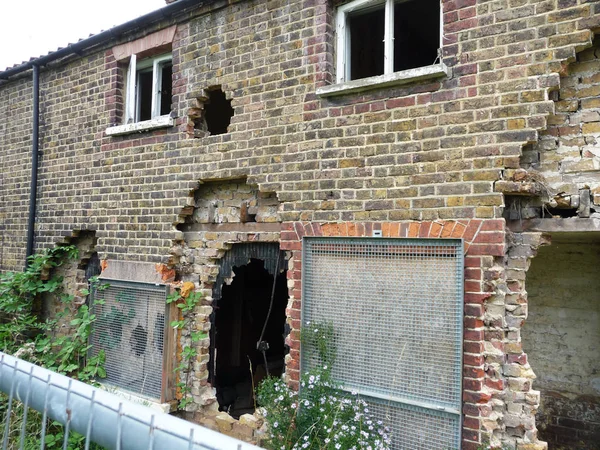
<box><xmin>516</xmin><ymin>36</ymin><xmax>600</xmax><ymax>220</ymax></box>
<box><xmin>42</xmin><ymin>231</ymin><xmax>99</xmax><ymax>335</ymax></box>
<box><xmin>211</xmin><ymin>243</ymin><xmax>287</xmax><ymax>418</ymax></box>
<box><xmin>171</xmin><ymin>178</ymin><xmax>284</xmax><ymax>427</ymax></box>
<box><xmin>522</xmin><ymin>233</ymin><xmax>600</xmax><ymax>449</ymax></box>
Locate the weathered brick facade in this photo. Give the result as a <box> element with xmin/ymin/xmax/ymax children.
<box><xmin>1</xmin><ymin>0</ymin><xmax>600</xmax><ymax>448</ymax></box>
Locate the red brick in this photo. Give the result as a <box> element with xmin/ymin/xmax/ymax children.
<box><xmin>464</xmin><ymin>341</ymin><xmax>484</xmax><ymax>353</ymax></box>
<box><xmin>464</xmin><ymin>280</ymin><xmax>481</xmax><ymax>293</ymax></box>
<box><xmin>465</xmin><ymin>304</ymin><xmax>483</xmax><ymax>316</ymax></box>
<box><xmin>467</xmin><ymin>243</ymin><xmax>505</xmax><ymax>256</ymax></box>
<box><xmin>463</xmin><ymin>390</ymin><xmax>491</xmax><ymax>404</ymax></box>
<box><xmin>464</xmin><ymin>378</ymin><xmax>483</xmax><ymax>391</ymax></box>
<box><xmin>463</xmin><ymin>416</ymin><xmax>481</xmax><ymax>430</ymax></box>
<box><xmin>464</xmin><ymin>329</ymin><xmax>484</xmax><ymax>341</ymax></box>
<box><xmin>480</xmin><ymin>219</ymin><xmax>505</xmax><ymax>231</ymax></box>
<box><xmin>474</xmin><ymin>231</ymin><xmax>505</xmax><ymax>244</ymax></box>
<box><xmin>464</xmin><ymin>366</ymin><xmax>485</xmax><ymax>378</ymax></box>
<box><xmin>485</xmin><ymin>378</ymin><xmax>505</xmax><ymax>390</ymax></box>
<box><xmin>419</xmin><ymin>221</ymin><xmax>432</xmax><ymax>237</ymax></box>
<box><xmin>464</xmin><ymin>317</ymin><xmax>484</xmax><ymax>329</ymax></box>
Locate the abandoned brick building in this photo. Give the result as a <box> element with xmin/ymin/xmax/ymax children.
<box><xmin>1</xmin><ymin>0</ymin><xmax>599</xmax><ymax>448</ymax></box>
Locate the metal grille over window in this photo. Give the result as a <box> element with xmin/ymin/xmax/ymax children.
<box><xmin>90</xmin><ymin>279</ymin><xmax>170</xmax><ymax>400</ymax></box>
<box><xmin>302</xmin><ymin>238</ymin><xmax>463</xmax><ymax>450</ymax></box>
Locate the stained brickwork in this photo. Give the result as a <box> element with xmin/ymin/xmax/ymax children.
<box><xmin>1</xmin><ymin>0</ymin><xmax>600</xmax><ymax>448</ymax></box>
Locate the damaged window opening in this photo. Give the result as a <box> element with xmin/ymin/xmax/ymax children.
<box><xmin>339</xmin><ymin>0</ymin><xmax>440</xmax><ymax>83</ymax></box>
<box><xmin>204</xmin><ymin>88</ymin><xmax>234</xmax><ymax>135</ymax></box>
<box><xmin>211</xmin><ymin>253</ymin><xmax>287</xmax><ymax>419</ymax></box>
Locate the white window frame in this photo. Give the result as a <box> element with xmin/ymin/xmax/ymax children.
<box><xmin>126</xmin><ymin>53</ymin><xmax>172</xmax><ymax>123</ymax></box>
<box><xmin>107</xmin><ymin>53</ymin><xmax>174</xmax><ymax>136</ymax></box>
<box><xmin>318</xmin><ymin>0</ymin><xmax>448</xmax><ymax>97</ymax></box>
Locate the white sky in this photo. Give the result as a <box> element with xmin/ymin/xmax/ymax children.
<box><xmin>0</xmin><ymin>0</ymin><xmax>167</xmax><ymax>71</ymax></box>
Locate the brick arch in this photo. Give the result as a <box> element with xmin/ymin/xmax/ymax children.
<box><xmin>281</xmin><ymin>219</ymin><xmax>505</xmax><ymax>256</ymax></box>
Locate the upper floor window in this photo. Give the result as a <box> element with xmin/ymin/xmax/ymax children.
<box><xmin>106</xmin><ymin>26</ymin><xmax>177</xmax><ymax>136</ymax></box>
<box><xmin>125</xmin><ymin>53</ymin><xmax>172</xmax><ymax>123</ymax></box>
<box><xmin>336</xmin><ymin>0</ymin><xmax>441</xmax><ymax>83</ymax></box>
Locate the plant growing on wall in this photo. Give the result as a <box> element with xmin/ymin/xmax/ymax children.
<box><xmin>257</xmin><ymin>321</ymin><xmax>391</xmax><ymax>450</ymax></box>
<box><xmin>167</xmin><ymin>285</ymin><xmax>207</xmax><ymax>410</ymax></box>
<box><xmin>0</xmin><ymin>246</ymin><xmax>106</xmax><ymax>449</ymax></box>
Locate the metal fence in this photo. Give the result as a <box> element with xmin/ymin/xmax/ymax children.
<box><xmin>302</xmin><ymin>237</ymin><xmax>464</xmax><ymax>450</ymax></box>
<box><xmin>0</xmin><ymin>352</ymin><xmax>262</xmax><ymax>450</ymax></box>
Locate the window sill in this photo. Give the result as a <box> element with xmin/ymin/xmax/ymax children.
<box><xmin>98</xmin><ymin>384</ymin><xmax>174</xmax><ymax>413</ymax></box>
<box><xmin>316</xmin><ymin>63</ymin><xmax>449</xmax><ymax>97</ymax></box>
<box><xmin>106</xmin><ymin>115</ymin><xmax>174</xmax><ymax>136</ymax></box>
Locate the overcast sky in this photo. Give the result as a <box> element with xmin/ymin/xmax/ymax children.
<box><xmin>0</xmin><ymin>0</ymin><xmax>166</xmax><ymax>71</ymax></box>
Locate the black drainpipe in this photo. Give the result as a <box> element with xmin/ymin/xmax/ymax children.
<box><xmin>25</xmin><ymin>64</ymin><xmax>39</xmax><ymax>269</ymax></box>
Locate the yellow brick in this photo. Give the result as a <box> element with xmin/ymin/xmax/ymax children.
<box><xmin>582</xmin><ymin>122</ymin><xmax>600</xmax><ymax>134</ymax></box>
<box><xmin>507</xmin><ymin>118</ymin><xmax>526</xmax><ymax>130</ymax></box>
<box><xmin>447</xmin><ymin>196</ymin><xmax>464</xmax><ymax>207</ymax></box>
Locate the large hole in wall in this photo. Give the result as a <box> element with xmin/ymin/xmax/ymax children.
<box><xmin>42</xmin><ymin>231</ymin><xmax>99</xmax><ymax>328</ymax></box>
<box><xmin>211</xmin><ymin>244</ymin><xmax>288</xmax><ymax>419</ymax></box>
<box><xmin>522</xmin><ymin>233</ymin><xmax>600</xmax><ymax>449</ymax></box>
<box><xmin>205</xmin><ymin>87</ymin><xmax>233</xmax><ymax>135</ymax></box>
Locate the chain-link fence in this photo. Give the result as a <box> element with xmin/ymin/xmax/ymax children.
<box><xmin>0</xmin><ymin>352</ymin><xmax>262</xmax><ymax>450</ymax></box>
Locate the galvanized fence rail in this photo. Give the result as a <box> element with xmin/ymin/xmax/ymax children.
<box><xmin>0</xmin><ymin>352</ymin><xmax>262</xmax><ymax>450</ymax></box>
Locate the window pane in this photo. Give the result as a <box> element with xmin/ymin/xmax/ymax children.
<box><xmin>349</xmin><ymin>7</ymin><xmax>385</xmax><ymax>81</ymax></box>
<box><xmin>394</xmin><ymin>0</ymin><xmax>440</xmax><ymax>71</ymax></box>
<box><xmin>160</xmin><ymin>62</ymin><xmax>173</xmax><ymax>116</ymax></box>
<box><xmin>137</xmin><ymin>68</ymin><xmax>153</xmax><ymax>121</ymax></box>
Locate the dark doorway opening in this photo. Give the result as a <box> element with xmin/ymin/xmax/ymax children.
<box><xmin>213</xmin><ymin>255</ymin><xmax>287</xmax><ymax>418</ymax></box>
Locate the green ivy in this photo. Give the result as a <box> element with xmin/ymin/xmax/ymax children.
<box><xmin>166</xmin><ymin>289</ymin><xmax>207</xmax><ymax>410</ymax></box>
<box><xmin>0</xmin><ymin>246</ymin><xmax>106</xmax><ymax>449</ymax></box>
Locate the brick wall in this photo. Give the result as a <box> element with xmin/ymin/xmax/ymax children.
<box><xmin>522</xmin><ymin>36</ymin><xmax>600</xmax><ymax>212</ymax></box>
<box><xmin>1</xmin><ymin>0</ymin><xmax>600</xmax><ymax>448</ymax></box>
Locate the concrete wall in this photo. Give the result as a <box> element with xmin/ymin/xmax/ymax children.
<box><xmin>523</xmin><ymin>236</ymin><xmax>600</xmax><ymax>449</ymax></box>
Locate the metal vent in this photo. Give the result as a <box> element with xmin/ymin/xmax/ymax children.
<box><xmin>90</xmin><ymin>279</ymin><xmax>170</xmax><ymax>400</ymax></box>
<box><xmin>302</xmin><ymin>238</ymin><xmax>463</xmax><ymax>450</ymax></box>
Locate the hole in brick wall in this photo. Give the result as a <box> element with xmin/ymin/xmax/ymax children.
<box><xmin>504</xmin><ymin>196</ymin><xmax>542</xmax><ymax>221</ymax></box>
<box><xmin>205</xmin><ymin>87</ymin><xmax>233</xmax><ymax>135</ymax></box>
<box><xmin>522</xmin><ymin>236</ymin><xmax>600</xmax><ymax>449</ymax></box>
<box><xmin>542</xmin><ymin>207</ymin><xmax>578</xmax><ymax>218</ymax></box>
<box><xmin>213</xmin><ymin>258</ymin><xmax>287</xmax><ymax>418</ymax></box>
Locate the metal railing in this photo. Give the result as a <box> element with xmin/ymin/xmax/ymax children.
<box><xmin>0</xmin><ymin>352</ymin><xmax>262</xmax><ymax>450</ymax></box>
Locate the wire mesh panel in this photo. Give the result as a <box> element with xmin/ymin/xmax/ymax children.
<box><xmin>90</xmin><ymin>279</ymin><xmax>169</xmax><ymax>400</ymax></box>
<box><xmin>302</xmin><ymin>238</ymin><xmax>463</xmax><ymax>450</ymax></box>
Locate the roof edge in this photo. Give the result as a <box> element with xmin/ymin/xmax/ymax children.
<box><xmin>0</xmin><ymin>0</ymin><xmax>206</xmax><ymax>81</ymax></box>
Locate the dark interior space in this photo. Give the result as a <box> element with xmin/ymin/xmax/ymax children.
<box><xmin>349</xmin><ymin>7</ymin><xmax>385</xmax><ymax>80</ymax></box>
<box><xmin>205</xmin><ymin>88</ymin><xmax>234</xmax><ymax>135</ymax></box>
<box><xmin>160</xmin><ymin>62</ymin><xmax>173</xmax><ymax>116</ymax></box>
<box><xmin>137</xmin><ymin>68</ymin><xmax>153</xmax><ymax>121</ymax></box>
<box><xmin>347</xmin><ymin>0</ymin><xmax>440</xmax><ymax>81</ymax></box>
<box><xmin>393</xmin><ymin>0</ymin><xmax>440</xmax><ymax>71</ymax></box>
<box><xmin>214</xmin><ymin>258</ymin><xmax>287</xmax><ymax>418</ymax></box>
